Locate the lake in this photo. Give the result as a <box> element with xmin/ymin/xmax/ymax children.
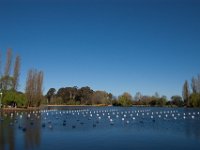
<box><xmin>1</xmin><ymin>106</ymin><xmax>200</xmax><ymax>150</ymax></box>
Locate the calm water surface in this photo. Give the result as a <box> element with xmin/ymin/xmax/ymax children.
<box><xmin>1</xmin><ymin>106</ymin><xmax>200</xmax><ymax>150</ymax></box>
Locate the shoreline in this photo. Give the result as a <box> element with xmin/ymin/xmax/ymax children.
<box><xmin>1</xmin><ymin>107</ymin><xmax>41</xmax><ymax>111</ymax></box>
<box><xmin>0</xmin><ymin>104</ymin><xmax>111</xmax><ymax>111</ymax></box>
<box><xmin>46</xmin><ymin>104</ymin><xmax>111</xmax><ymax>107</ymax></box>
<box><xmin>0</xmin><ymin>105</ymin><xmax>193</xmax><ymax>111</ymax></box>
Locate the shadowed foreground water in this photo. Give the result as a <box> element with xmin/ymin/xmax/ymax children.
<box><xmin>1</xmin><ymin>106</ymin><xmax>200</xmax><ymax>150</ymax></box>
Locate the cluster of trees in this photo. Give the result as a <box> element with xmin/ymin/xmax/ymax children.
<box><xmin>0</xmin><ymin>49</ymin><xmax>44</xmax><ymax>108</ymax></box>
<box><xmin>111</xmin><ymin>74</ymin><xmax>200</xmax><ymax>108</ymax></box>
<box><xmin>25</xmin><ymin>69</ymin><xmax>44</xmax><ymax>107</ymax></box>
<box><xmin>113</xmin><ymin>92</ymin><xmax>171</xmax><ymax>107</ymax></box>
<box><xmin>132</xmin><ymin>94</ymin><xmax>184</xmax><ymax>107</ymax></box>
<box><xmin>133</xmin><ymin>94</ymin><xmax>168</xmax><ymax>107</ymax></box>
<box><xmin>0</xmin><ymin>49</ymin><xmax>25</xmax><ymax>107</ymax></box>
<box><xmin>46</xmin><ymin>86</ymin><xmax>113</xmax><ymax>105</ymax></box>
<box><xmin>183</xmin><ymin>74</ymin><xmax>200</xmax><ymax>107</ymax></box>
<box><xmin>0</xmin><ymin>49</ymin><xmax>20</xmax><ymax>91</ymax></box>
<box><xmin>45</xmin><ymin>87</ymin><xmax>186</xmax><ymax>107</ymax></box>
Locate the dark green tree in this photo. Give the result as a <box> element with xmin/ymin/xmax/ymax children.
<box><xmin>189</xmin><ymin>93</ymin><xmax>200</xmax><ymax>107</ymax></box>
<box><xmin>156</xmin><ymin>96</ymin><xmax>167</xmax><ymax>107</ymax></box>
<box><xmin>56</xmin><ymin>87</ymin><xmax>78</xmax><ymax>104</ymax></box>
<box><xmin>56</xmin><ymin>88</ymin><xmax>67</xmax><ymax>103</ymax></box>
<box><xmin>2</xmin><ymin>90</ymin><xmax>26</xmax><ymax>107</ymax></box>
<box><xmin>46</xmin><ymin>88</ymin><xmax>56</xmax><ymax>104</ymax></box>
<box><xmin>77</xmin><ymin>86</ymin><xmax>93</xmax><ymax>105</ymax></box>
<box><xmin>171</xmin><ymin>95</ymin><xmax>183</xmax><ymax>107</ymax></box>
<box><xmin>182</xmin><ymin>80</ymin><xmax>190</xmax><ymax>107</ymax></box>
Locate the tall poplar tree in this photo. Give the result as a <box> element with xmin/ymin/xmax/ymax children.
<box><xmin>182</xmin><ymin>80</ymin><xmax>190</xmax><ymax>107</ymax></box>
<box><xmin>25</xmin><ymin>69</ymin><xmax>44</xmax><ymax>107</ymax></box>
<box><xmin>13</xmin><ymin>55</ymin><xmax>20</xmax><ymax>91</ymax></box>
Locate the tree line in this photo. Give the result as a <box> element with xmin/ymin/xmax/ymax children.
<box><xmin>1</xmin><ymin>49</ymin><xmax>200</xmax><ymax>108</ymax></box>
<box><xmin>45</xmin><ymin>73</ymin><xmax>200</xmax><ymax>107</ymax></box>
<box><xmin>46</xmin><ymin>86</ymin><xmax>113</xmax><ymax>106</ymax></box>
<box><xmin>112</xmin><ymin>92</ymin><xmax>182</xmax><ymax>107</ymax></box>
<box><xmin>0</xmin><ymin>49</ymin><xmax>44</xmax><ymax>108</ymax></box>
<box><xmin>45</xmin><ymin>87</ymin><xmax>182</xmax><ymax>107</ymax></box>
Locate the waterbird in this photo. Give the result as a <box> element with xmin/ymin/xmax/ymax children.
<box><xmin>18</xmin><ymin>125</ymin><xmax>22</xmax><ymax>129</ymax></box>
<box><xmin>42</xmin><ymin>123</ymin><xmax>46</xmax><ymax>128</ymax></box>
<box><xmin>63</xmin><ymin>122</ymin><xmax>66</xmax><ymax>126</ymax></box>
<box><xmin>139</xmin><ymin>120</ymin><xmax>144</xmax><ymax>124</ymax></box>
<box><xmin>22</xmin><ymin>127</ymin><xmax>27</xmax><ymax>132</ymax></box>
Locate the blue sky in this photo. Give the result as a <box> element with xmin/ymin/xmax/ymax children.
<box><xmin>0</xmin><ymin>0</ymin><xmax>200</xmax><ymax>98</ymax></box>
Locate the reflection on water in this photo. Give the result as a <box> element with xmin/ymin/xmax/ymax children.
<box><xmin>0</xmin><ymin>111</ymin><xmax>15</xmax><ymax>150</ymax></box>
<box><xmin>1</xmin><ymin>107</ymin><xmax>200</xmax><ymax>150</ymax></box>
<box><xmin>0</xmin><ymin>110</ymin><xmax>41</xmax><ymax>150</ymax></box>
<box><xmin>23</xmin><ymin>112</ymin><xmax>41</xmax><ymax>150</ymax></box>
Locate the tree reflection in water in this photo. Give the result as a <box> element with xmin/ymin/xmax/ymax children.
<box><xmin>0</xmin><ymin>111</ymin><xmax>15</xmax><ymax>150</ymax></box>
<box><xmin>23</xmin><ymin>111</ymin><xmax>41</xmax><ymax>150</ymax></box>
<box><xmin>0</xmin><ymin>110</ymin><xmax>41</xmax><ymax>150</ymax></box>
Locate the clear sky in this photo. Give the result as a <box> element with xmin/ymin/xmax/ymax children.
<box><xmin>0</xmin><ymin>0</ymin><xmax>200</xmax><ymax>99</ymax></box>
